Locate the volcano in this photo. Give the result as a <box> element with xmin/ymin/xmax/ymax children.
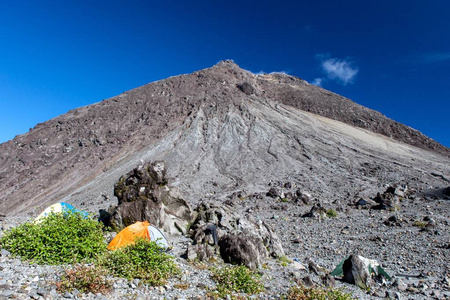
<box><xmin>1</xmin><ymin>60</ymin><xmax>450</xmax><ymax>299</ymax></box>
<box><xmin>1</xmin><ymin>60</ymin><xmax>449</xmax><ymax>216</ymax></box>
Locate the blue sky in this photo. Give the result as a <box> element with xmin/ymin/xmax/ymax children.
<box><xmin>1</xmin><ymin>1</ymin><xmax>449</xmax><ymax>147</ymax></box>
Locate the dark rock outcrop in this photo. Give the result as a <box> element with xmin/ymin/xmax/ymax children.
<box><xmin>218</xmin><ymin>234</ymin><xmax>267</xmax><ymax>270</ymax></box>
<box><xmin>107</xmin><ymin>161</ymin><xmax>192</xmax><ymax>234</ymax></box>
<box><xmin>237</xmin><ymin>82</ymin><xmax>255</xmax><ymax>95</ymax></box>
<box><xmin>342</xmin><ymin>254</ymin><xmax>374</xmax><ymax>290</ymax></box>
<box><xmin>443</xmin><ymin>187</ymin><xmax>450</xmax><ymax>196</ymax></box>
<box><xmin>186</xmin><ymin>202</ymin><xmax>284</xmax><ymax>269</ymax></box>
<box><xmin>372</xmin><ymin>187</ymin><xmax>400</xmax><ymax>210</ymax></box>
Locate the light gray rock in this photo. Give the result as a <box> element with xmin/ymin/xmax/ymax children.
<box><xmin>0</xmin><ymin>290</ymin><xmax>14</xmax><ymax>298</ymax></box>
<box><xmin>28</xmin><ymin>291</ymin><xmax>40</xmax><ymax>300</ymax></box>
<box><xmin>394</xmin><ymin>278</ymin><xmax>408</xmax><ymax>292</ymax></box>
<box><xmin>342</xmin><ymin>254</ymin><xmax>373</xmax><ymax>290</ymax></box>
<box><xmin>386</xmin><ymin>290</ymin><xmax>401</xmax><ymax>299</ymax></box>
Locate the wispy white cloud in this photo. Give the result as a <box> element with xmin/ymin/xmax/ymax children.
<box><xmin>311</xmin><ymin>78</ymin><xmax>323</xmax><ymax>86</ymax></box>
<box><xmin>270</xmin><ymin>71</ymin><xmax>290</xmax><ymax>75</ymax></box>
<box><xmin>320</xmin><ymin>58</ymin><xmax>358</xmax><ymax>85</ymax></box>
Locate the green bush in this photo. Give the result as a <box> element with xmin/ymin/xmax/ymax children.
<box><xmin>326</xmin><ymin>209</ymin><xmax>338</xmax><ymax>218</ymax></box>
<box><xmin>285</xmin><ymin>284</ymin><xmax>353</xmax><ymax>300</ymax></box>
<box><xmin>278</xmin><ymin>255</ymin><xmax>292</xmax><ymax>267</ymax></box>
<box><xmin>0</xmin><ymin>212</ymin><xmax>106</xmax><ymax>264</ymax></box>
<box><xmin>99</xmin><ymin>238</ymin><xmax>179</xmax><ymax>286</ymax></box>
<box><xmin>56</xmin><ymin>265</ymin><xmax>111</xmax><ymax>294</ymax></box>
<box><xmin>413</xmin><ymin>220</ymin><xmax>427</xmax><ymax>228</ymax></box>
<box><xmin>210</xmin><ymin>265</ymin><xmax>264</xmax><ymax>298</ymax></box>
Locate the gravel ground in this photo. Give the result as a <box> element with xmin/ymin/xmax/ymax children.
<box><xmin>1</xmin><ymin>185</ymin><xmax>449</xmax><ymax>299</ymax></box>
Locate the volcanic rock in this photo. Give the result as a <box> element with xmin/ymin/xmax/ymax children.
<box><xmin>443</xmin><ymin>187</ymin><xmax>450</xmax><ymax>196</ymax></box>
<box><xmin>372</xmin><ymin>187</ymin><xmax>400</xmax><ymax>210</ymax></box>
<box><xmin>266</xmin><ymin>187</ymin><xmax>282</xmax><ymax>199</ymax></box>
<box><xmin>186</xmin><ymin>202</ymin><xmax>284</xmax><ymax>269</ymax></box>
<box><xmin>107</xmin><ymin>161</ymin><xmax>192</xmax><ymax>234</ymax></box>
<box><xmin>218</xmin><ymin>234</ymin><xmax>267</xmax><ymax>270</ymax></box>
<box><xmin>295</xmin><ymin>191</ymin><xmax>311</xmax><ymax>205</ymax></box>
<box><xmin>342</xmin><ymin>254</ymin><xmax>374</xmax><ymax>289</ymax></box>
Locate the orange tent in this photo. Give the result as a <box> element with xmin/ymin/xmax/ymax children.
<box><xmin>108</xmin><ymin>221</ymin><xmax>151</xmax><ymax>250</ymax></box>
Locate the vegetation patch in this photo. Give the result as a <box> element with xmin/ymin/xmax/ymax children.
<box><xmin>285</xmin><ymin>284</ymin><xmax>353</xmax><ymax>300</ymax></box>
<box><xmin>0</xmin><ymin>211</ymin><xmax>106</xmax><ymax>264</ymax></box>
<box><xmin>99</xmin><ymin>237</ymin><xmax>179</xmax><ymax>286</ymax></box>
<box><xmin>173</xmin><ymin>283</ymin><xmax>189</xmax><ymax>290</ymax></box>
<box><xmin>278</xmin><ymin>255</ymin><xmax>292</xmax><ymax>267</ymax></box>
<box><xmin>210</xmin><ymin>265</ymin><xmax>264</xmax><ymax>298</ymax></box>
<box><xmin>413</xmin><ymin>220</ymin><xmax>427</xmax><ymax>228</ymax></box>
<box><xmin>326</xmin><ymin>209</ymin><xmax>338</xmax><ymax>218</ymax></box>
<box><xmin>56</xmin><ymin>265</ymin><xmax>111</xmax><ymax>294</ymax></box>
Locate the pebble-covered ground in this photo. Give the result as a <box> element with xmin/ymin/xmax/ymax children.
<box><xmin>1</xmin><ymin>183</ymin><xmax>449</xmax><ymax>300</ymax></box>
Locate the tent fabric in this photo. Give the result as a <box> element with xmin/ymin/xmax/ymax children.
<box><xmin>330</xmin><ymin>255</ymin><xmax>391</xmax><ymax>280</ymax></box>
<box><xmin>108</xmin><ymin>221</ymin><xmax>151</xmax><ymax>250</ymax></box>
<box><xmin>34</xmin><ymin>202</ymin><xmax>88</xmax><ymax>223</ymax></box>
<box><xmin>148</xmin><ymin>225</ymin><xmax>170</xmax><ymax>249</ymax></box>
<box><xmin>107</xmin><ymin>221</ymin><xmax>170</xmax><ymax>251</ymax></box>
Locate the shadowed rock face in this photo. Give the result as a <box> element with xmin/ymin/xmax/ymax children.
<box><xmin>107</xmin><ymin>161</ymin><xmax>192</xmax><ymax>234</ymax></box>
<box><xmin>0</xmin><ymin>60</ymin><xmax>449</xmax><ymax>216</ymax></box>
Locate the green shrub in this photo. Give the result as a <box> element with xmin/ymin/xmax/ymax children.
<box><xmin>326</xmin><ymin>209</ymin><xmax>338</xmax><ymax>218</ymax></box>
<box><xmin>56</xmin><ymin>265</ymin><xmax>111</xmax><ymax>294</ymax></box>
<box><xmin>99</xmin><ymin>238</ymin><xmax>179</xmax><ymax>286</ymax></box>
<box><xmin>278</xmin><ymin>255</ymin><xmax>292</xmax><ymax>267</ymax></box>
<box><xmin>210</xmin><ymin>265</ymin><xmax>264</xmax><ymax>298</ymax></box>
<box><xmin>413</xmin><ymin>220</ymin><xmax>427</xmax><ymax>228</ymax></box>
<box><xmin>285</xmin><ymin>284</ymin><xmax>353</xmax><ymax>300</ymax></box>
<box><xmin>0</xmin><ymin>212</ymin><xmax>106</xmax><ymax>264</ymax></box>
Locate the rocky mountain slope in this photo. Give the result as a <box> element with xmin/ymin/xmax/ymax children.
<box><xmin>1</xmin><ymin>61</ymin><xmax>449</xmax><ymax>299</ymax></box>
<box><xmin>0</xmin><ymin>60</ymin><xmax>448</xmax><ymax>216</ymax></box>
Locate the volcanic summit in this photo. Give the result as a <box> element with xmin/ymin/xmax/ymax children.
<box><xmin>0</xmin><ymin>60</ymin><xmax>449</xmax><ymax>298</ymax></box>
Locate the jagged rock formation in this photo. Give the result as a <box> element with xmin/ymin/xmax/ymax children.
<box><xmin>0</xmin><ymin>60</ymin><xmax>449</xmax><ymax>216</ymax></box>
<box><xmin>186</xmin><ymin>202</ymin><xmax>284</xmax><ymax>270</ymax></box>
<box><xmin>105</xmin><ymin>161</ymin><xmax>192</xmax><ymax>234</ymax></box>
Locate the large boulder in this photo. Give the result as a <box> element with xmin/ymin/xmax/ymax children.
<box><xmin>443</xmin><ymin>187</ymin><xmax>450</xmax><ymax>196</ymax></box>
<box><xmin>186</xmin><ymin>202</ymin><xmax>284</xmax><ymax>269</ymax></box>
<box><xmin>219</xmin><ymin>234</ymin><xmax>267</xmax><ymax>270</ymax></box>
<box><xmin>113</xmin><ymin>161</ymin><xmax>168</xmax><ymax>205</ymax></box>
<box><xmin>372</xmin><ymin>186</ymin><xmax>400</xmax><ymax>210</ymax></box>
<box><xmin>107</xmin><ymin>161</ymin><xmax>192</xmax><ymax>234</ymax></box>
<box><xmin>342</xmin><ymin>254</ymin><xmax>375</xmax><ymax>290</ymax></box>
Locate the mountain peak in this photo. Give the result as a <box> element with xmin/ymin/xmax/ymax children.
<box><xmin>212</xmin><ymin>59</ymin><xmax>240</xmax><ymax>69</ymax></box>
<box><xmin>0</xmin><ymin>62</ymin><xmax>449</xmax><ymax>216</ymax></box>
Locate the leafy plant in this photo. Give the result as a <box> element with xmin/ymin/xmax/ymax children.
<box><xmin>278</xmin><ymin>255</ymin><xmax>292</xmax><ymax>267</ymax></box>
<box><xmin>210</xmin><ymin>265</ymin><xmax>264</xmax><ymax>298</ymax></box>
<box><xmin>0</xmin><ymin>211</ymin><xmax>106</xmax><ymax>264</ymax></box>
<box><xmin>285</xmin><ymin>284</ymin><xmax>353</xmax><ymax>300</ymax></box>
<box><xmin>413</xmin><ymin>220</ymin><xmax>427</xmax><ymax>228</ymax></box>
<box><xmin>326</xmin><ymin>209</ymin><xmax>338</xmax><ymax>218</ymax></box>
<box><xmin>56</xmin><ymin>265</ymin><xmax>111</xmax><ymax>294</ymax></box>
<box><xmin>99</xmin><ymin>237</ymin><xmax>179</xmax><ymax>286</ymax></box>
<box><xmin>173</xmin><ymin>283</ymin><xmax>189</xmax><ymax>290</ymax></box>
